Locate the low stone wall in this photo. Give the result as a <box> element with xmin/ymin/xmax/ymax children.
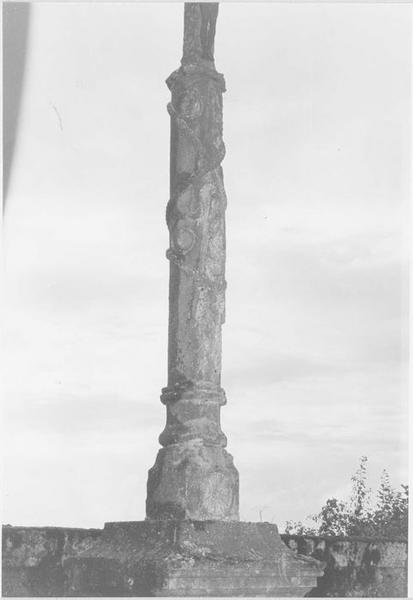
<box><xmin>281</xmin><ymin>534</ymin><xmax>408</xmax><ymax>597</ymax></box>
<box><xmin>2</xmin><ymin>525</ymin><xmax>408</xmax><ymax>597</ymax></box>
<box><xmin>2</xmin><ymin>526</ymin><xmax>102</xmax><ymax>596</ymax></box>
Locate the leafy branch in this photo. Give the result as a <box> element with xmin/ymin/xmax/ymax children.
<box><xmin>285</xmin><ymin>457</ymin><xmax>408</xmax><ymax>538</ymax></box>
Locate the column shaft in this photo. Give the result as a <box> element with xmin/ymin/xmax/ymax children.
<box><xmin>146</xmin><ymin>3</ymin><xmax>239</xmax><ymax>521</ymax></box>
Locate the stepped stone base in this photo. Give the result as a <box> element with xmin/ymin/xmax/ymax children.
<box><xmin>61</xmin><ymin>520</ymin><xmax>323</xmax><ymax>596</ymax></box>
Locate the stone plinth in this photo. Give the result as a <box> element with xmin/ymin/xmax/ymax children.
<box><xmin>4</xmin><ymin>525</ymin><xmax>408</xmax><ymax>597</ymax></box>
<box><xmin>61</xmin><ymin>521</ymin><xmax>323</xmax><ymax>597</ymax></box>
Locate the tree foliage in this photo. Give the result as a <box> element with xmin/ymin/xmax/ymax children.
<box><xmin>285</xmin><ymin>456</ymin><xmax>408</xmax><ymax>538</ymax></box>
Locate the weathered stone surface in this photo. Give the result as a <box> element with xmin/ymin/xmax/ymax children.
<box><xmin>147</xmin><ymin>441</ymin><xmax>239</xmax><ymax>521</ymax></box>
<box><xmin>131</xmin><ymin>520</ymin><xmax>322</xmax><ymax>597</ymax></box>
<box><xmin>281</xmin><ymin>534</ymin><xmax>408</xmax><ymax>598</ymax></box>
<box><xmin>4</xmin><ymin>525</ymin><xmax>407</xmax><ymax>597</ymax></box>
<box><xmin>1</xmin><ymin>526</ymin><xmax>102</xmax><ymax>597</ymax></box>
<box><xmin>146</xmin><ymin>2</ymin><xmax>239</xmax><ymax>521</ymax></box>
<box><xmin>27</xmin><ymin>522</ymin><xmax>324</xmax><ymax>597</ymax></box>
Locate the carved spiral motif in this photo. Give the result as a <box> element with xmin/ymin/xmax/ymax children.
<box><xmin>173</xmin><ymin>225</ymin><xmax>195</xmax><ymax>254</ymax></box>
<box><xmin>166</xmin><ymin>69</ymin><xmax>226</xmax><ymax>275</ymax></box>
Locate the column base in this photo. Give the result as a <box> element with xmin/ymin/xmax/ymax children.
<box><xmin>63</xmin><ymin>520</ymin><xmax>324</xmax><ymax>597</ymax></box>
<box><xmin>146</xmin><ymin>441</ymin><xmax>239</xmax><ymax>521</ymax></box>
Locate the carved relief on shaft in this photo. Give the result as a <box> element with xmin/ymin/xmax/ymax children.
<box><xmin>146</xmin><ymin>3</ymin><xmax>239</xmax><ymax>522</ymax></box>
<box><xmin>161</xmin><ymin>38</ymin><xmax>228</xmax><ymax>446</ymax></box>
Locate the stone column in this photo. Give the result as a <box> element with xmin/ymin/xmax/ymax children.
<box><xmin>4</xmin><ymin>7</ymin><xmax>325</xmax><ymax>595</ymax></box>
<box><xmin>146</xmin><ymin>3</ymin><xmax>239</xmax><ymax>522</ymax></box>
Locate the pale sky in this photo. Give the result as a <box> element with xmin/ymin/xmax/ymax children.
<box><xmin>2</xmin><ymin>2</ymin><xmax>410</xmax><ymax>528</ymax></box>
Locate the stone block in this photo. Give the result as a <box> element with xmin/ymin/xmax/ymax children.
<box><xmin>282</xmin><ymin>534</ymin><xmax>408</xmax><ymax>597</ymax></box>
<box><xmin>62</xmin><ymin>520</ymin><xmax>323</xmax><ymax>596</ymax></box>
<box><xmin>146</xmin><ymin>441</ymin><xmax>239</xmax><ymax>521</ymax></box>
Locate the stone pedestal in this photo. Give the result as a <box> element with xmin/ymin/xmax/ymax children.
<box><xmin>63</xmin><ymin>521</ymin><xmax>324</xmax><ymax>597</ymax></box>
<box><xmin>147</xmin><ymin>442</ymin><xmax>239</xmax><ymax>521</ymax></box>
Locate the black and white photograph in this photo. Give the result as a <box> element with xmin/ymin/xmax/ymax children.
<box><xmin>2</xmin><ymin>1</ymin><xmax>410</xmax><ymax>597</ymax></box>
